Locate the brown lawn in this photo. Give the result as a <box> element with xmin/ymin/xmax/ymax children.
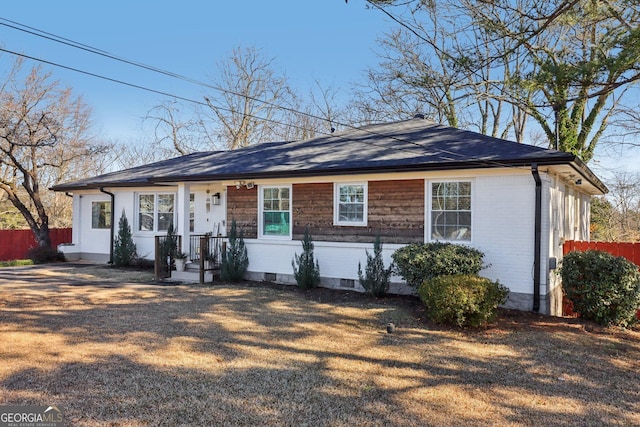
<box><xmin>0</xmin><ymin>264</ymin><xmax>639</xmax><ymax>426</ymax></box>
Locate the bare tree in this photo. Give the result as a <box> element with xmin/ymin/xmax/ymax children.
<box><xmin>0</xmin><ymin>59</ymin><xmax>108</xmax><ymax>246</ymax></box>
<box><xmin>361</xmin><ymin>0</ymin><xmax>640</xmax><ymax>161</ymax></box>
<box><xmin>354</xmin><ymin>1</ymin><xmax>532</xmax><ymax>141</ymax></box>
<box><xmin>143</xmin><ymin>100</ymin><xmax>208</xmax><ymax>156</ymax></box>
<box><xmin>605</xmin><ymin>171</ymin><xmax>640</xmax><ymax>241</ymax></box>
<box><xmin>111</xmin><ymin>138</ymin><xmax>169</xmax><ymax>170</ymax></box>
<box><xmin>279</xmin><ymin>81</ymin><xmax>349</xmax><ymax>141</ymax></box>
<box><xmin>202</xmin><ymin>46</ymin><xmax>300</xmax><ymax>149</ymax></box>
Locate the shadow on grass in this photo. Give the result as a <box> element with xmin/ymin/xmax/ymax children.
<box><xmin>1</xmin><ymin>279</ymin><xmax>639</xmax><ymax>426</ymax></box>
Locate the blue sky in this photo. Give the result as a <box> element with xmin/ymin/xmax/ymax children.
<box><xmin>1</xmin><ymin>1</ymin><xmax>638</xmax><ymax>177</ymax></box>
<box><xmin>1</xmin><ymin>1</ymin><xmax>389</xmax><ymax>141</ymax></box>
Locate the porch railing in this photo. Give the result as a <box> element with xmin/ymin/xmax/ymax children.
<box><xmin>155</xmin><ymin>234</ymin><xmax>226</xmax><ymax>283</ymax></box>
<box><xmin>189</xmin><ymin>234</ymin><xmax>227</xmax><ymax>283</ymax></box>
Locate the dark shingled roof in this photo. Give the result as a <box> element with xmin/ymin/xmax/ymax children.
<box><xmin>51</xmin><ymin>118</ymin><xmax>607</xmax><ymax>193</ymax></box>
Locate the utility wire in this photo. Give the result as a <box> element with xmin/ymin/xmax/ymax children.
<box><xmin>0</xmin><ymin>17</ymin><xmax>336</xmax><ymax>128</ymax></box>
<box><xmin>0</xmin><ymin>47</ymin><xmax>328</xmax><ymax>138</ymax></box>
<box><xmin>0</xmin><ymin>19</ymin><xmax>540</xmax><ymax>171</ymax></box>
<box><xmin>0</xmin><ymin>45</ymin><xmax>536</xmax><ymax>171</ymax></box>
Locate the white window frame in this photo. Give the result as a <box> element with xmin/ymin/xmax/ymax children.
<box><xmin>334</xmin><ymin>182</ymin><xmax>368</xmax><ymax>227</ymax></box>
<box><xmin>258</xmin><ymin>185</ymin><xmax>292</xmax><ymax>239</ymax></box>
<box><xmin>91</xmin><ymin>200</ymin><xmax>112</xmax><ymax>230</ymax></box>
<box><xmin>427</xmin><ymin>180</ymin><xmax>472</xmax><ymax>242</ymax></box>
<box><xmin>135</xmin><ymin>192</ymin><xmax>176</xmax><ymax>233</ymax></box>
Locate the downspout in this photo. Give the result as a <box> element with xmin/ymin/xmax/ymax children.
<box><xmin>100</xmin><ymin>187</ymin><xmax>115</xmax><ymax>264</ymax></box>
<box><xmin>531</xmin><ymin>164</ymin><xmax>542</xmax><ymax>313</ymax></box>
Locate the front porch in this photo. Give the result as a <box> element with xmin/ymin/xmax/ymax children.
<box><xmin>154</xmin><ymin>233</ymin><xmax>226</xmax><ymax>284</ymax></box>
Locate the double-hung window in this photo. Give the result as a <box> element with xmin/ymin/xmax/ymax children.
<box><xmin>260</xmin><ymin>186</ymin><xmax>291</xmax><ymax>238</ymax></box>
<box><xmin>430</xmin><ymin>181</ymin><xmax>471</xmax><ymax>241</ymax></box>
<box><xmin>91</xmin><ymin>201</ymin><xmax>112</xmax><ymax>229</ymax></box>
<box><xmin>137</xmin><ymin>193</ymin><xmax>175</xmax><ymax>232</ymax></box>
<box><xmin>335</xmin><ymin>183</ymin><xmax>367</xmax><ymax>226</ymax></box>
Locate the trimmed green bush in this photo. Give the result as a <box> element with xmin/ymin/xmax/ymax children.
<box><xmin>292</xmin><ymin>227</ymin><xmax>321</xmax><ymax>289</ymax></box>
<box><xmin>560</xmin><ymin>250</ymin><xmax>640</xmax><ymax>327</ymax></box>
<box><xmin>26</xmin><ymin>246</ymin><xmax>66</xmax><ymax>264</ymax></box>
<box><xmin>220</xmin><ymin>219</ymin><xmax>249</xmax><ymax>282</ymax></box>
<box><xmin>358</xmin><ymin>235</ymin><xmax>393</xmax><ymax>297</ymax></box>
<box><xmin>392</xmin><ymin>242</ymin><xmax>485</xmax><ymax>289</ymax></box>
<box><xmin>418</xmin><ymin>274</ymin><xmax>508</xmax><ymax>327</ymax></box>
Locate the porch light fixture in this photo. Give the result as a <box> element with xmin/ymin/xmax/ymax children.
<box><xmin>212</xmin><ymin>192</ymin><xmax>221</xmax><ymax>205</ymax></box>
<box><xmin>235</xmin><ymin>181</ymin><xmax>245</xmax><ymax>189</ymax></box>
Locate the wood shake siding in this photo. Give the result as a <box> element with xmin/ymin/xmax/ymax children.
<box><xmin>292</xmin><ymin>180</ymin><xmax>424</xmax><ymax>244</ymax></box>
<box><xmin>226</xmin><ymin>186</ymin><xmax>258</xmax><ymax>238</ymax></box>
<box><xmin>226</xmin><ymin>180</ymin><xmax>425</xmax><ymax>243</ymax></box>
<box><xmin>292</xmin><ymin>183</ymin><xmax>334</xmax><ymax>239</ymax></box>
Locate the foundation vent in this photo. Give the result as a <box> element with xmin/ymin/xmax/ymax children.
<box><xmin>340</xmin><ymin>278</ymin><xmax>355</xmax><ymax>288</ymax></box>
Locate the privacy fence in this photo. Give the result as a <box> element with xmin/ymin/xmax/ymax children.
<box><xmin>562</xmin><ymin>240</ymin><xmax>640</xmax><ymax>267</ymax></box>
<box><xmin>0</xmin><ymin>228</ymin><xmax>72</xmax><ymax>261</ymax></box>
<box><xmin>562</xmin><ymin>240</ymin><xmax>640</xmax><ymax>319</ymax></box>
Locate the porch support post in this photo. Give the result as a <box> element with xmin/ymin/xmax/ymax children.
<box><xmin>177</xmin><ymin>182</ymin><xmax>191</xmax><ymax>256</ymax></box>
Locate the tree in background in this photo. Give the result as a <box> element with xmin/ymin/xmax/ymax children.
<box><xmin>143</xmin><ymin>100</ymin><xmax>209</xmax><ymax>157</ymax></box>
<box><xmin>0</xmin><ymin>58</ymin><xmax>109</xmax><ymax>245</ymax></box>
<box><xmin>361</xmin><ymin>0</ymin><xmax>640</xmax><ymax>162</ymax></box>
<box><xmin>202</xmin><ymin>45</ymin><xmax>300</xmax><ymax>150</ymax></box>
<box><xmin>591</xmin><ymin>171</ymin><xmax>640</xmax><ymax>242</ymax></box>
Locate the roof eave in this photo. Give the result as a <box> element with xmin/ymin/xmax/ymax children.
<box><xmin>52</xmin><ymin>155</ymin><xmax>607</xmax><ymax>195</ymax></box>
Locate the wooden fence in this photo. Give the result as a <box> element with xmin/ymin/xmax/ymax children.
<box><xmin>0</xmin><ymin>228</ymin><xmax>72</xmax><ymax>261</ymax></box>
<box><xmin>562</xmin><ymin>240</ymin><xmax>640</xmax><ymax>319</ymax></box>
<box><xmin>562</xmin><ymin>240</ymin><xmax>640</xmax><ymax>267</ymax></box>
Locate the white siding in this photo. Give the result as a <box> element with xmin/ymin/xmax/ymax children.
<box><xmin>67</xmin><ymin>168</ymin><xmax>594</xmax><ymax>316</ymax></box>
<box><xmin>74</xmin><ymin>192</ymin><xmax>112</xmax><ymax>260</ymax></box>
<box><xmin>245</xmin><ymin>239</ymin><xmax>406</xmax><ymax>292</ymax></box>
<box><xmin>471</xmin><ymin>174</ymin><xmax>536</xmax><ymax>295</ymax></box>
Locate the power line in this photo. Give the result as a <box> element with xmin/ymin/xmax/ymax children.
<box><xmin>0</xmin><ymin>46</ymin><xmax>328</xmax><ymax>138</ymax></box>
<box><xmin>0</xmin><ymin>17</ymin><xmax>336</xmax><ymax>128</ymax></box>
<box><xmin>0</xmin><ymin>45</ymin><xmax>533</xmax><ymax>172</ymax></box>
<box><xmin>0</xmin><ymin>19</ymin><xmax>536</xmax><ymax>171</ymax></box>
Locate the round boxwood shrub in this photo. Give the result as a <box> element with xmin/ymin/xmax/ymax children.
<box><xmin>418</xmin><ymin>274</ymin><xmax>509</xmax><ymax>327</ymax></box>
<box><xmin>391</xmin><ymin>242</ymin><xmax>485</xmax><ymax>289</ymax></box>
<box><xmin>560</xmin><ymin>250</ymin><xmax>640</xmax><ymax>327</ymax></box>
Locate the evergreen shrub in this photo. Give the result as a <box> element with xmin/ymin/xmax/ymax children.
<box><xmin>113</xmin><ymin>211</ymin><xmax>137</xmax><ymax>267</ymax></box>
<box><xmin>392</xmin><ymin>242</ymin><xmax>485</xmax><ymax>289</ymax></box>
<box><xmin>560</xmin><ymin>250</ymin><xmax>640</xmax><ymax>327</ymax></box>
<box><xmin>358</xmin><ymin>235</ymin><xmax>393</xmax><ymax>297</ymax></box>
<box><xmin>292</xmin><ymin>228</ymin><xmax>320</xmax><ymax>289</ymax></box>
<box><xmin>220</xmin><ymin>219</ymin><xmax>249</xmax><ymax>282</ymax></box>
<box><xmin>419</xmin><ymin>274</ymin><xmax>508</xmax><ymax>327</ymax></box>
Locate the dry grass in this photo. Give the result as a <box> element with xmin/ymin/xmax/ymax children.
<box><xmin>0</xmin><ymin>264</ymin><xmax>639</xmax><ymax>426</ymax></box>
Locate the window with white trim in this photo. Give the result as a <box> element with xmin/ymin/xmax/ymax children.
<box><xmin>430</xmin><ymin>181</ymin><xmax>471</xmax><ymax>241</ymax></box>
<box><xmin>91</xmin><ymin>201</ymin><xmax>111</xmax><ymax>229</ymax></box>
<box><xmin>137</xmin><ymin>193</ymin><xmax>175</xmax><ymax>232</ymax></box>
<box><xmin>260</xmin><ymin>186</ymin><xmax>291</xmax><ymax>238</ymax></box>
<box><xmin>335</xmin><ymin>183</ymin><xmax>367</xmax><ymax>226</ymax></box>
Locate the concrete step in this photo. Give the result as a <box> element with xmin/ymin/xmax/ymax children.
<box><xmin>171</xmin><ymin>270</ymin><xmax>214</xmax><ymax>283</ymax></box>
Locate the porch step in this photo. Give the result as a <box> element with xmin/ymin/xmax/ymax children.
<box><xmin>171</xmin><ymin>270</ymin><xmax>214</xmax><ymax>283</ymax></box>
